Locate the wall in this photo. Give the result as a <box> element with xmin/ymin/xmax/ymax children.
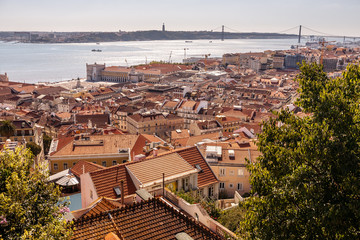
<box><xmin>80</xmin><ymin>172</ymin><xmax>98</xmax><ymax>208</ymax></box>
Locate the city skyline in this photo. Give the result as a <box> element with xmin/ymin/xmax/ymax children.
<box><xmin>0</xmin><ymin>0</ymin><xmax>359</xmax><ymax>36</ymax></box>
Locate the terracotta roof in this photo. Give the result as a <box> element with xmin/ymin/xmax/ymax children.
<box><xmin>180</xmin><ymin>100</ymin><xmax>197</xmax><ymax>109</ymax></box>
<box><xmin>126</xmin><ymin>153</ymin><xmax>195</xmax><ymax>186</ymax></box>
<box><xmin>82</xmin><ymin>197</ymin><xmax>121</xmax><ymax>218</ymax></box>
<box><xmin>130</xmin><ymin>134</ymin><xmax>165</xmax><ymax>157</ymax></box>
<box><xmin>71</xmin><ymin>160</ymin><xmax>106</xmax><ymax>178</ymax></box>
<box><xmin>71</xmin><ymin>197</ymin><xmax>221</xmax><ymax>240</ymax></box>
<box><xmin>50</xmin><ymin>134</ymin><xmax>138</xmax><ymax>157</ymax></box>
<box><xmin>76</xmin><ymin>114</ymin><xmax>110</xmax><ymax>128</ymax></box>
<box><xmin>105</xmin><ymin>232</ymin><xmax>121</xmax><ymax>240</ymax></box>
<box><xmin>90</xmin><ymin>164</ymin><xmax>137</xmax><ymax>199</ymax></box>
<box><xmin>128</xmin><ymin>112</ymin><xmax>181</xmax><ymax>123</ymax></box>
<box><xmin>171</xmin><ymin>129</ymin><xmax>190</xmax><ymax>140</ymax></box>
<box><xmin>177</xmin><ymin>147</ymin><xmax>218</xmax><ymax>188</ymax></box>
<box><xmin>163</xmin><ymin>101</ymin><xmax>178</xmax><ymax>108</ymax></box>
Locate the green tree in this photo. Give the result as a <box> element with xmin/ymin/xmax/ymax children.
<box><xmin>26</xmin><ymin>142</ymin><xmax>42</xmax><ymax>157</ymax></box>
<box><xmin>239</xmin><ymin>63</ymin><xmax>360</xmax><ymax>239</ymax></box>
<box><xmin>218</xmin><ymin>206</ymin><xmax>245</xmax><ymax>233</ymax></box>
<box><xmin>0</xmin><ymin>147</ymin><xmax>72</xmax><ymax>239</ymax></box>
<box><xmin>43</xmin><ymin>134</ymin><xmax>53</xmax><ymax>155</ymax></box>
<box><xmin>0</xmin><ymin>120</ymin><xmax>15</xmax><ymax>139</ymax></box>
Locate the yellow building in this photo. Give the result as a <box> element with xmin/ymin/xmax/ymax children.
<box><xmin>215</xmin><ymin>115</ymin><xmax>242</xmax><ymax>133</ymax></box>
<box><xmin>0</xmin><ymin>120</ymin><xmax>34</xmax><ymax>143</ymax></box>
<box><xmin>48</xmin><ymin>134</ymin><xmax>138</xmax><ymax>174</ymax></box>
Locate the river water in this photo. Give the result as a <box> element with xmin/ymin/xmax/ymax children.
<box><xmin>0</xmin><ymin>38</ymin><xmax>299</xmax><ymax>83</ymax></box>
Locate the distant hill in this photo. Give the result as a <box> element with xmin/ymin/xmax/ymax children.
<box><xmin>0</xmin><ymin>31</ymin><xmax>297</xmax><ymax>43</ymax></box>
<box><xmin>63</xmin><ymin>31</ymin><xmax>297</xmax><ymax>43</ymax></box>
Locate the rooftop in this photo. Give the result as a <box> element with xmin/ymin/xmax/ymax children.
<box><xmin>71</xmin><ymin>197</ymin><xmax>221</xmax><ymax>240</ymax></box>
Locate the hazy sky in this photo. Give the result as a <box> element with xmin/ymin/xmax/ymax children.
<box><xmin>0</xmin><ymin>0</ymin><xmax>359</xmax><ymax>36</ymax></box>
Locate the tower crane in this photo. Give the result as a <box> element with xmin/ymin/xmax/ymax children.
<box><xmin>319</xmin><ymin>39</ymin><xmax>335</xmax><ymax>65</ymax></box>
<box><xmin>204</xmin><ymin>54</ymin><xmax>211</xmax><ymax>71</ymax></box>
<box><xmin>168</xmin><ymin>51</ymin><xmax>172</xmax><ymax>63</ymax></box>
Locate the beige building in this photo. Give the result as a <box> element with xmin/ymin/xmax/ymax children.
<box><xmin>199</xmin><ymin>140</ymin><xmax>260</xmax><ymax>197</ymax></box>
<box><xmin>86</xmin><ymin>63</ymin><xmax>161</xmax><ymax>83</ymax></box>
<box><xmin>80</xmin><ymin>146</ymin><xmax>219</xmax><ymax>208</ymax></box>
<box><xmin>48</xmin><ymin>134</ymin><xmax>139</xmax><ymax>174</ymax></box>
<box><xmin>189</xmin><ymin>120</ymin><xmax>223</xmax><ymax>136</ymax></box>
<box><xmin>127</xmin><ymin>111</ymin><xmax>184</xmax><ymax>139</ymax></box>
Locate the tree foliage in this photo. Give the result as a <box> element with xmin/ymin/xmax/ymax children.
<box><xmin>0</xmin><ymin>147</ymin><xmax>72</xmax><ymax>239</ymax></box>
<box><xmin>26</xmin><ymin>142</ymin><xmax>42</xmax><ymax>156</ymax></box>
<box><xmin>43</xmin><ymin>134</ymin><xmax>52</xmax><ymax>155</ymax></box>
<box><xmin>239</xmin><ymin>63</ymin><xmax>360</xmax><ymax>239</ymax></box>
<box><xmin>0</xmin><ymin>121</ymin><xmax>15</xmax><ymax>139</ymax></box>
<box><xmin>218</xmin><ymin>206</ymin><xmax>245</xmax><ymax>233</ymax></box>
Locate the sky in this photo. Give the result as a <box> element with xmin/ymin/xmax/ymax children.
<box><xmin>0</xmin><ymin>0</ymin><xmax>359</xmax><ymax>36</ymax></box>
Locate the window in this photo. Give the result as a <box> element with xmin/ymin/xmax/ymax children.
<box><xmin>93</xmin><ymin>162</ymin><xmax>97</xmax><ymax>164</ymax></box>
<box><xmin>195</xmin><ymin>164</ymin><xmax>203</xmax><ymax>172</ymax></box>
<box><xmin>182</xmin><ymin>178</ymin><xmax>189</xmax><ymax>191</ymax></box>
<box><xmin>73</xmin><ymin>162</ymin><xmax>77</xmax><ymax>166</ymax></box>
<box><xmin>219</xmin><ymin>182</ymin><xmax>225</xmax><ymax>189</ymax></box>
<box><xmin>54</xmin><ymin>163</ymin><xmax>58</xmax><ymax>170</ymax></box>
<box><xmin>29</xmin><ymin>137</ymin><xmax>33</xmax><ymax>142</ymax></box>
<box><xmin>238</xmin><ymin>168</ymin><xmax>244</xmax><ymax>176</ymax></box>
<box><xmin>90</xmin><ymin>190</ymin><xmax>93</xmax><ymax>199</ymax></box>
<box><xmin>229</xmin><ymin>170</ymin><xmax>234</xmax><ymax>176</ymax></box>
<box><xmin>219</xmin><ymin>168</ymin><xmax>226</xmax><ymax>176</ymax></box>
<box><xmin>112</xmin><ymin>160</ymin><xmax>117</xmax><ymax>166</ymax></box>
<box><xmin>113</xmin><ymin>186</ymin><xmax>121</xmax><ymax>198</ymax></box>
<box><xmin>63</xmin><ymin>163</ymin><xmax>68</xmax><ymax>170</ymax></box>
<box><xmin>208</xmin><ymin>186</ymin><xmax>214</xmax><ymax>197</ymax></box>
<box><xmin>229</xmin><ymin>183</ymin><xmax>234</xmax><ymax>188</ymax></box>
<box><xmin>102</xmin><ymin>161</ymin><xmax>106</xmax><ymax>167</ymax></box>
<box><xmin>237</xmin><ymin>183</ymin><xmax>243</xmax><ymax>191</ymax></box>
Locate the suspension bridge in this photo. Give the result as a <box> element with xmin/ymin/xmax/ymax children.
<box><xmin>209</xmin><ymin>25</ymin><xmax>360</xmax><ymax>43</ymax></box>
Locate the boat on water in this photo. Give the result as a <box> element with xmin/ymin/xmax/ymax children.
<box><xmin>185</xmin><ymin>41</ymin><xmax>193</xmax><ymax>43</ymax></box>
<box><xmin>91</xmin><ymin>49</ymin><xmax>102</xmax><ymax>52</ymax></box>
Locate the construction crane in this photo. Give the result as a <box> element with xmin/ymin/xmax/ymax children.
<box><xmin>204</xmin><ymin>54</ymin><xmax>211</xmax><ymax>71</ymax></box>
<box><xmin>319</xmin><ymin>39</ymin><xmax>335</xmax><ymax>65</ymax></box>
<box><xmin>184</xmin><ymin>48</ymin><xmax>189</xmax><ymax>62</ymax></box>
<box><xmin>168</xmin><ymin>51</ymin><xmax>172</xmax><ymax>63</ymax></box>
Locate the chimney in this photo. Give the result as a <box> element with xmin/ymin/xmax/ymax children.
<box><xmin>153</xmin><ymin>148</ymin><xmax>158</xmax><ymax>157</ymax></box>
<box><xmin>120</xmin><ymin>180</ymin><xmax>124</xmax><ymax>206</ymax></box>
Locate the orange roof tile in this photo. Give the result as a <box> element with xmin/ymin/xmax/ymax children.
<box><xmin>177</xmin><ymin>147</ymin><xmax>218</xmax><ymax>188</ymax></box>
<box><xmin>90</xmin><ymin>164</ymin><xmax>137</xmax><ymax>199</ymax></box>
<box><xmin>71</xmin><ymin>198</ymin><xmax>221</xmax><ymax>240</ymax></box>
<box><xmin>126</xmin><ymin>153</ymin><xmax>195</xmax><ymax>186</ymax></box>
<box><xmin>71</xmin><ymin>160</ymin><xmax>106</xmax><ymax>178</ymax></box>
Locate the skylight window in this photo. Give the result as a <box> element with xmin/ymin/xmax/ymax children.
<box><xmin>195</xmin><ymin>164</ymin><xmax>203</xmax><ymax>172</ymax></box>
<box><xmin>113</xmin><ymin>186</ymin><xmax>121</xmax><ymax>197</ymax></box>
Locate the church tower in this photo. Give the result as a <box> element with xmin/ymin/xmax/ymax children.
<box><xmin>162</xmin><ymin>23</ymin><xmax>165</xmax><ymax>32</ymax></box>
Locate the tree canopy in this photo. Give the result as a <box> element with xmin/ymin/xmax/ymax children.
<box><xmin>0</xmin><ymin>120</ymin><xmax>15</xmax><ymax>139</ymax></box>
<box><xmin>239</xmin><ymin>63</ymin><xmax>360</xmax><ymax>239</ymax></box>
<box><xmin>43</xmin><ymin>134</ymin><xmax>53</xmax><ymax>155</ymax></box>
<box><xmin>26</xmin><ymin>141</ymin><xmax>42</xmax><ymax>157</ymax></box>
<box><xmin>0</xmin><ymin>147</ymin><xmax>72</xmax><ymax>239</ymax></box>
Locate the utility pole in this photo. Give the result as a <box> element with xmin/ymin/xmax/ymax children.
<box><xmin>298</xmin><ymin>25</ymin><xmax>302</xmax><ymax>44</ymax></box>
<box><xmin>221</xmin><ymin>25</ymin><xmax>225</xmax><ymax>41</ymax></box>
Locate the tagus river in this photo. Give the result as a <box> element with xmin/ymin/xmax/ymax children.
<box><xmin>0</xmin><ymin>38</ymin><xmax>299</xmax><ymax>83</ymax></box>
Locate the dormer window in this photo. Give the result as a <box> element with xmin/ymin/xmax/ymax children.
<box><xmin>113</xmin><ymin>186</ymin><xmax>121</xmax><ymax>198</ymax></box>
<box><xmin>195</xmin><ymin>164</ymin><xmax>203</xmax><ymax>173</ymax></box>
